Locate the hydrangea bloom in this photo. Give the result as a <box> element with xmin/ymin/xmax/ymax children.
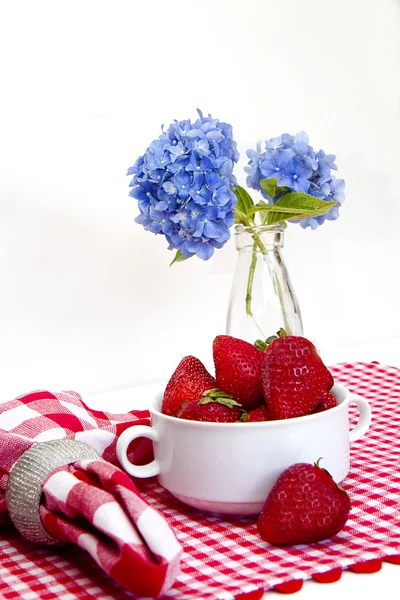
<box><xmin>245</xmin><ymin>132</ymin><xmax>345</xmax><ymax>229</ymax></box>
<box><xmin>127</xmin><ymin>110</ymin><xmax>239</xmax><ymax>260</ymax></box>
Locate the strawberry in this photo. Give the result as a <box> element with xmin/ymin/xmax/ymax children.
<box><xmin>177</xmin><ymin>389</ymin><xmax>243</xmax><ymax>422</ymax></box>
<box><xmin>162</xmin><ymin>356</ymin><xmax>216</xmax><ymax>417</ymax></box>
<box><xmin>247</xmin><ymin>405</ymin><xmax>271</xmax><ymax>422</ymax></box>
<box><xmin>213</xmin><ymin>335</ymin><xmax>265</xmax><ymax>411</ymax></box>
<box><xmin>257</xmin><ymin>461</ymin><xmax>351</xmax><ymax>545</ymax></box>
<box><xmin>313</xmin><ymin>390</ymin><xmax>337</xmax><ymax>413</ymax></box>
<box><xmin>261</xmin><ymin>336</ymin><xmax>334</xmax><ymax>419</ymax></box>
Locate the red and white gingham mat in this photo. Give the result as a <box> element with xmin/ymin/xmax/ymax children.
<box><xmin>1</xmin><ymin>361</ymin><xmax>400</xmax><ymax>600</ymax></box>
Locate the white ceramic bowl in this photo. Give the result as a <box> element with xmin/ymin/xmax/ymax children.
<box><xmin>116</xmin><ymin>383</ymin><xmax>371</xmax><ymax>516</ymax></box>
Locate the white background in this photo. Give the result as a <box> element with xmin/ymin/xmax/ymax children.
<box><xmin>1</xmin><ymin>3</ymin><xmax>400</xmax><ymax>597</ymax></box>
<box><xmin>1</xmin><ymin>0</ymin><xmax>400</xmax><ymax>401</ymax></box>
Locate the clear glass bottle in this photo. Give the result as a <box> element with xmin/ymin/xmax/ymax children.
<box><xmin>226</xmin><ymin>224</ymin><xmax>303</xmax><ymax>343</ymax></box>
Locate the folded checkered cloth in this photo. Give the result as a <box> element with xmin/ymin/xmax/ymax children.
<box><xmin>0</xmin><ymin>390</ymin><xmax>182</xmax><ymax>598</ymax></box>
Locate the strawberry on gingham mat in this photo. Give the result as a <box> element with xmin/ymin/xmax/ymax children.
<box><xmin>0</xmin><ymin>389</ymin><xmax>182</xmax><ymax>598</ymax></box>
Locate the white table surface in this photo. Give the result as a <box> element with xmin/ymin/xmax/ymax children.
<box><xmin>85</xmin><ymin>338</ymin><xmax>400</xmax><ymax>600</ymax></box>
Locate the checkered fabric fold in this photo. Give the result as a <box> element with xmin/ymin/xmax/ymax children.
<box><xmin>0</xmin><ymin>390</ymin><xmax>182</xmax><ymax>598</ymax></box>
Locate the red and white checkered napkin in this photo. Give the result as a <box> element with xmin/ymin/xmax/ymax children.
<box><xmin>0</xmin><ymin>390</ymin><xmax>182</xmax><ymax>598</ymax></box>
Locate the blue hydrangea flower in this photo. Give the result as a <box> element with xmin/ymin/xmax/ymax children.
<box><xmin>127</xmin><ymin>110</ymin><xmax>239</xmax><ymax>260</ymax></box>
<box><xmin>246</xmin><ymin>131</ymin><xmax>345</xmax><ymax>228</ymax></box>
<box><xmin>260</xmin><ymin>150</ymin><xmax>291</xmax><ymax>187</ymax></box>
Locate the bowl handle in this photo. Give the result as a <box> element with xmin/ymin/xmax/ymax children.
<box><xmin>348</xmin><ymin>393</ymin><xmax>372</xmax><ymax>442</ymax></box>
<box><xmin>116</xmin><ymin>425</ymin><xmax>160</xmax><ymax>478</ymax></box>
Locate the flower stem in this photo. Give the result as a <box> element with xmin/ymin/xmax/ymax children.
<box><xmin>245</xmin><ymin>242</ymin><xmax>268</xmax><ymax>339</ymax></box>
<box><xmin>245</xmin><ymin>243</ymin><xmax>257</xmax><ymax>317</ymax></box>
<box><xmin>245</xmin><ymin>228</ymin><xmax>292</xmax><ymax>336</ymax></box>
<box><xmin>270</xmin><ymin>260</ymin><xmax>291</xmax><ymax>335</ymax></box>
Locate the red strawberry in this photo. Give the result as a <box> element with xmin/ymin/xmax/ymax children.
<box><xmin>257</xmin><ymin>461</ymin><xmax>351</xmax><ymax>545</ymax></box>
<box><xmin>261</xmin><ymin>336</ymin><xmax>334</xmax><ymax>419</ymax></box>
<box><xmin>213</xmin><ymin>335</ymin><xmax>265</xmax><ymax>411</ymax></box>
<box><xmin>177</xmin><ymin>390</ymin><xmax>243</xmax><ymax>422</ymax></box>
<box><xmin>247</xmin><ymin>405</ymin><xmax>271</xmax><ymax>422</ymax></box>
<box><xmin>162</xmin><ymin>356</ymin><xmax>216</xmax><ymax>417</ymax></box>
<box><xmin>313</xmin><ymin>391</ymin><xmax>337</xmax><ymax>413</ymax></box>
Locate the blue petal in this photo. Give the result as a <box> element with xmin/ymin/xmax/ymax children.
<box><xmin>185</xmin><ymin>129</ymin><xmax>207</xmax><ymax>139</ymax></box>
<box><xmin>294</xmin><ymin>131</ymin><xmax>309</xmax><ymax>146</ymax></box>
<box><xmin>293</xmin><ymin>178</ymin><xmax>310</xmax><ymax>193</ymax></box>
<box><xmin>214</xmin><ymin>187</ymin><xmax>232</xmax><ymax>207</ymax></box>
<box><xmin>194</xmin><ymin>140</ymin><xmax>210</xmax><ymax>155</ymax></box>
<box><xmin>174</xmin><ymin>170</ymin><xmax>191</xmax><ymax>187</ymax></box>
<box><xmin>163</xmin><ymin>181</ymin><xmax>177</xmax><ymax>194</ymax></box>
<box><xmin>153</xmin><ymin>199</ymin><xmax>169</xmax><ymax>211</ymax></box>
<box><xmin>149</xmin><ymin>221</ymin><xmax>163</xmax><ymax>233</ymax></box>
<box><xmin>265</xmin><ymin>136</ymin><xmax>283</xmax><ymax>150</ymax></box>
<box><xmin>326</xmin><ymin>206</ymin><xmax>340</xmax><ymax>220</ymax></box>
<box><xmin>196</xmin><ymin>242</ymin><xmax>214</xmax><ymax>260</ymax></box>
<box><xmin>204</xmin><ymin>220</ymin><xmax>224</xmax><ymax>239</ymax></box>
<box><xmin>191</xmin><ymin>171</ymin><xmax>204</xmax><ymax>189</ymax></box>
<box><xmin>205</xmin><ymin>206</ymin><xmax>219</xmax><ymax>220</ymax></box>
<box><xmin>206</xmin><ymin>130</ymin><xmax>224</xmax><ymax>142</ymax></box>
<box><xmin>300</xmin><ymin>217</ymin><xmax>319</xmax><ymax>230</ymax></box>
<box><xmin>162</xmin><ymin>221</ymin><xmax>174</xmax><ymax>235</ymax></box>
<box><xmin>205</xmin><ymin>171</ymin><xmax>220</xmax><ymax>188</ymax></box>
<box><xmin>200</xmin><ymin>156</ymin><xmax>215</xmax><ymax>170</ymax></box>
<box><xmin>275</xmin><ymin>173</ymin><xmax>292</xmax><ymax>187</ymax></box>
<box><xmin>134</xmin><ymin>213</ymin><xmax>149</xmax><ymax>225</ymax></box>
<box><xmin>193</xmin><ymin>221</ymin><xmax>205</xmax><ymax>237</ymax></box>
<box><xmin>246</xmin><ymin>149</ymin><xmax>259</xmax><ymax>161</ymax></box>
<box><xmin>186</xmin><ymin>239</ymin><xmax>202</xmax><ymax>253</ymax></box>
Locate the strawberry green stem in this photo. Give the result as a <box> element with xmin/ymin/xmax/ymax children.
<box><xmin>254</xmin><ymin>328</ymin><xmax>287</xmax><ymax>351</ymax></box>
<box><xmin>199</xmin><ymin>389</ymin><xmax>243</xmax><ymax>409</ymax></box>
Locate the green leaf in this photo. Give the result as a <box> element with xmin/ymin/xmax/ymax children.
<box><xmin>170</xmin><ymin>250</ymin><xmax>194</xmax><ymax>266</ymax></box>
<box><xmin>250</xmin><ymin>193</ymin><xmax>336</xmax><ymax>225</ymax></box>
<box><xmin>278</xmin><ymin>192</ymin><xmax>336</xmax><ymax>212</ymax></box>
<box><xmin>234</xmin><ymin>185</ymin><xmax>254</xmax><ymax>225</ymax></box>
<box><xmin>276</xmin><ymin>185</ymin><xmax>288</xmax><ymax>195</ymax></box>
<box><xmin>250</xmin><ymin>203</ymin><xmax>305</xmax><ymax>225</ymax></box>
<box><xmin>269</xmin><ymin>193</ymin><xmax>336</xmax><ymax>225</ymax></box>
<box><xmin>260</xmin><ymin>178</ymin><xmax>277</xmax><ymax>198</ymax></box>
<box><xmin>260</xmin><ymin>178</ymin><xmax>288</xmax><ymax>198</ymax></box>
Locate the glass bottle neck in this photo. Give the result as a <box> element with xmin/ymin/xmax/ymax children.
<box><xmin>234</xmin><ymin>224</ymin><xmax>284</xmax><ymax>251</ymax></box>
